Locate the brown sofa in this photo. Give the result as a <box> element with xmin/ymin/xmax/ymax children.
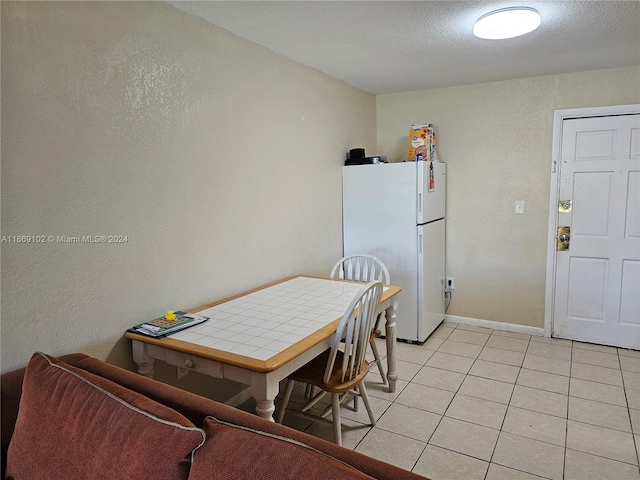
<box><xmin>2</xmin><ymin>352</ymin><xmax>428</xmax><ymax>480</ymax></box>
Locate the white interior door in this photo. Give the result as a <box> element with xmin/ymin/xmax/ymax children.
<box><xmin>552</xmin><ymin>113</ymin><xmax>640</xmax><ymax>349</ymax></box>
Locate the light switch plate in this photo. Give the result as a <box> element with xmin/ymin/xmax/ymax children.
<box><xmin>515</xmin><ymin>200</ymin><xmax>525</xmax><ymax>215</ymax></box>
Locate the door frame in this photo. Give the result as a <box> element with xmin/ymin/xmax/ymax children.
<box><xmin>544</xmin><ymin>103</ymin><xmax>640</xmax><ymax>338</ymax></box>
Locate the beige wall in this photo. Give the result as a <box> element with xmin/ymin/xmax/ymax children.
<box><xmin>3</xmin><ymin>1</ymin><xmax>638</xmax><ymax>385</ymax></box>
<box><xmin>377</xmin><ymin>66</ymin><xmax>640</xmax><ymax>328</ymax></box>
<box><xmin>0</xmin><ymin>0</ymin><xmax>376</xmax><ymax>389</ymax></box>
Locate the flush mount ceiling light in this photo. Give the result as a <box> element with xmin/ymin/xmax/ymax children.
<box><xmin>473</xmin><ymin>7</ymin><xmax>541</xmax><ymax>40</ymax></box>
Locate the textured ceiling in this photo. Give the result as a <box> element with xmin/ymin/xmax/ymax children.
<box><xmin>167</xmin><ymin>1</ymin><xmax>640</xmax><ymax>94</ymax></box>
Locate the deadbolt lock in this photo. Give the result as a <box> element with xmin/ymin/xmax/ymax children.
<box><xmin>557</xmin><ymin>226</ymin><xmax>570</xmax><ymax>251</ymax></box>
<box><xmin>558</xmin><ymin>200</ymin><xmax>572</xmax><ymax>212</ymax></box>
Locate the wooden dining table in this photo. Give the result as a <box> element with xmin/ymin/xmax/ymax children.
<box><xmin>125</xmin><ymin>275</ymin><xmax>402</xmax><ymax>422</ymax></box>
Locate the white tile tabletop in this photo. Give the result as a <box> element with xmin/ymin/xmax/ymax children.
<box><xmin>171</xmin><ymin>276</ymin><xmax>370</xmax><ymax>361</ymax></box>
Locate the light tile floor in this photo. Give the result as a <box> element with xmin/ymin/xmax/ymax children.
<box><xmin>240</xmin><ymin>321</ymin><xmax>640</xmax><ymax>479</ymax></box>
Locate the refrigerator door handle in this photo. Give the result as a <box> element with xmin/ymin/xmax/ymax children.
<box><xmin>418</xmin><ymin>233</ymin><xmax>423</xmax><ymax>256</ymax></box>
<box><xmin>418</xmin><ymin>193</ymin><xmax>422</xmax><ymax>218</ymax></box>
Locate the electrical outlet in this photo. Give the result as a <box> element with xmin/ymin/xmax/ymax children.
<box><xmin>446</xmin><ymin>277</ymin><xmax>455</xmax><ymax>291</ymax></box>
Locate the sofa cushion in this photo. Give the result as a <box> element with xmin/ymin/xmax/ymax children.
<box><xmin>188</xmin><ymin>416</ymin><xmax>374</xmax><ymax>480</ymax></box>
<box><xmin>6</xmin><ymin>352</ymin><xmax>205</xmax><ymax>480</ymax></box>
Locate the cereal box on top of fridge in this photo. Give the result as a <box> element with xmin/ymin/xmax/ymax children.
<box><xmin>408</xmin><ymin>124</ymin><xmax>436</xmax><ymax>161</ymax></box>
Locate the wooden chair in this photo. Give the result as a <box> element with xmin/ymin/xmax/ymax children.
<box><xmin>276</xmin><ymin>281</ymin><xmax>383</xmax><ymax>446</ymax></box>
<box><xmin>330</xmin><ymin>254</ymin><xmax>390</xmax><ymax>385</ymax></box>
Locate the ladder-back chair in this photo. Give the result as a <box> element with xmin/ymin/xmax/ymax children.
<box><xmin>276</xmin><ymin>281</ymin><xmax>383</xmax><ymax>446</ymax></box>
<box><xmin>330</xmin><ymin>254</ymin><xmax>390</xmax><ymax>385</ymax></box>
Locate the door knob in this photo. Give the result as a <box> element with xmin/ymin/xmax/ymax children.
<box><xmin>557</xmin><ymin>226</ymin><xmax>570</xmax><ymax>251</ymax></box>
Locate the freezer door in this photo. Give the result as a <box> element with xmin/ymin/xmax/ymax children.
<box><xmin>343</xmin><ymin>163</ymin><xmax>416</xmax><ymax>228</ymax></box>
<box><xmin>417</xmin><ymin>162</ymin><xmax>446</xmax><ymax>224</ymax></box>
<box><xmin>417</xmin><ymin>220</ymin><xmax>446</xmax><ymax>342</ymax></box>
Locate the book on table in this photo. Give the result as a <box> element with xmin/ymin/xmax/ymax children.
<box><xmin>128</xmin><ymin>311</ymin><xmax>209</xmax><ymax>338</ymax></box>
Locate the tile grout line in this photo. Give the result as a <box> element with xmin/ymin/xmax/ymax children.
<box><xmin>618</xmin><ymin>347</ymin><xmax>640</xmax><ymax>470</ymax></box>
<box><xmin>562</xmin><ymin>339</ymin><xmax>575</xmax><ymax>479</ymax></box>
<box><xmin>349</xmin><ymin>324</ymin><xmax>454</xmax><ymax>471</ymax></box>
<box><xmin>428</xmin><ymin>324</ymin><xmax>516</xmax><ymax>478</ymax></box>
<box><xmin>484</xmin><ymin>332</ymin><xmax>531</xmax><ymax>480</ymax></box>
<box><xmin>408</xmin><ymin>322</ymin><xmax>459</xmax><ymax>474</ymax></box>
<box><xmin>277</xmin><ymin>322</ymin><xmax>640</xmax><ymax>477</ymax></box>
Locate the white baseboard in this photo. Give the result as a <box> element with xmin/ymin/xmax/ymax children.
<box><xmin>445</xmin><ymin>314</ymin><xmax>546</xmax><ymax>337</ymax></box>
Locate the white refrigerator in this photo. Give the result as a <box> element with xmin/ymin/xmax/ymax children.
<box><xmin>342</xmin><ymin>162</ymin><xmax>446</xmax><ymax>343</ymax></box>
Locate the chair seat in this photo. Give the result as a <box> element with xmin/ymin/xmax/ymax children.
<box><xmin>290</xmin><ymin>351</ymin><xmax>370</xmax><ymax>394</ymax></box>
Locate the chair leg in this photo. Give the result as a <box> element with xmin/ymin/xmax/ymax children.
<box><xmin>322</xmin><ymin>392</ymin><xmax>351</xmax><ymax>419</ymax></box>
<box><xmin>276</xmin><ymin>379</ymin><xmax>295</xmax><ymax>423</ymax></box>
<box><xmin>358</xmin><ymin>381</ymin><xmax>376</xmax><ymax>427</ymax></box>
<box><xmin>370</xmin><ymin>339</ymin><xmax>387</xmax><ymax>385</ymax></box>
<box><xmin>305</xmin><ymin>384</ymin><xmax>318</xmax><ymax>399</ymax></box>
<box><xmin>302</xmin><ymin>389</ymin><xmax>328</xmax><ymax>413</ymax></box>
<box><xmin>331</xmin><ymin>393</ymin><xmax>342</xmax><ymax>447</ymax></box>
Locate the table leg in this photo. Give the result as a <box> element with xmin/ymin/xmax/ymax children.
<box><xmin>132</xmin><ymin>341</ymin><xmax>156</xmax><ymax>379</ymax></box>
<box><xmin>384</xmin><ymin>298</ymin><xmax>398</xmax><ymax>393</ymax></box>
<box><xmin>255</xmin><ymin>399</ymin><xmax>276</xmax><ymax>422</ymax></box>
<box><xmin>250</xmin><ymin>372</ymin><xmax>279</xmax><ymax>422</ymax></box>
